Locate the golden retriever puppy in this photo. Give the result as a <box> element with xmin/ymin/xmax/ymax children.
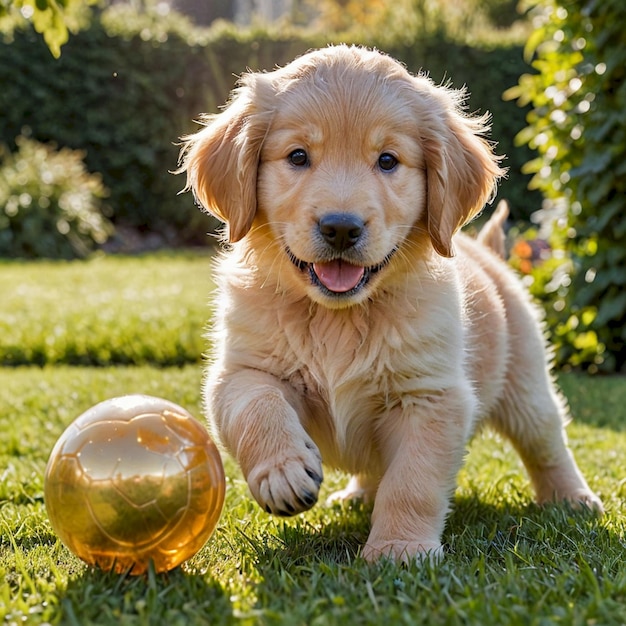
<box><xmin>178</xmin><ymin>45</ymin><xmax>602</xmax><ymax>562</ymax></box>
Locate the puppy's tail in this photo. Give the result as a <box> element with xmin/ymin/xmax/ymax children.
<box><xmin>477</xmin><ymin>200</ymin><xmax>509</xmax><ymax>259</ymax></box>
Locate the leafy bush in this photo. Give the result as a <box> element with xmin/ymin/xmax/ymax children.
<box><xmin>507</xmin><ymin>224</ymin><xmax>602</xmax><ymax>370</ymax></box>
<box><xmin>506</xmin><ymin>0</ymin><xmax>626</xmax><ymax>373</ymax></box>
<box><xmin>0</xmin><ymin>135</ymin><xmax>111</xmax><ymax>258</ymax></box>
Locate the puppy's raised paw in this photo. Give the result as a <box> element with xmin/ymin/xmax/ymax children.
<box><xmin>246</xmin><ymin>442</ymin><xmax>323</xmax><ymax>516</ymax></box>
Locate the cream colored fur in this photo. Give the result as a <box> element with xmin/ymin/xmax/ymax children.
<box><xmin>178</xmin><ymin>45</ymin><xmax>602</xmax><ymax>562</ymax></box>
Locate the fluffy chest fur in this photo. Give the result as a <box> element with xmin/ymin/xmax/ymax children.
<box><xmin>208</xmin><ymin>240</ymin><xmax>475</xmax><ymax>473</ymax></box>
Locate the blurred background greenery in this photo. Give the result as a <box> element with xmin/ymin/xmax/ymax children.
<box><xmin>0</xmin><ymin>0</ymin><xmax>624</xmax><ymax>373</ymax></box>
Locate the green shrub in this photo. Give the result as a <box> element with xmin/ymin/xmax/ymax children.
<box><xmin>506</xmin><ymin>0</ymin><xmax>626</xmax><ymax>373</ymax></box>
<box><xmin>507</xmin><ymin>224</ymin><xmax>602</xmax><ymax>370</ymax></box>
<box><xmin>0</xmin><ymin>135</ymin><xmax>112</xmax><ymax>258</ymax></box>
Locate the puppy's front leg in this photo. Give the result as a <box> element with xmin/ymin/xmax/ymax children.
<box><xmin>363</xmin><ymin>388</ymin><xmax>472</xmax><ymax>562</ymax></box>
<box><xmin>207</xmin><ymin>369</ymin><xmax>323</xmax><ymax>516</ymax></box>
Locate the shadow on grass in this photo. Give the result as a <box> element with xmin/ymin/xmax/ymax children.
<box><xmin>447</xmin><ymin>494</ymin><xmax>612</xmax><ymax>564</ymax></box>
<box><xmin>222</xmin><ymin>494</ymin><xmax>616</xmax><ymax>623</ymax></box>
<box><xmin>61</xmin><ymin>562</ymin><xmax>233</xmax><ymax>626</ymax></box>
<box><xmin>55</xmin><ymin>486</ymin><xmax>618</xmax><ymax>624</ymax></box>
<box><xmin>239</xmin><ymin>501</ymin><xmax>372</xmax><ymax>569</ymax></box>
<box><xmin>244</xmin><ymin>494</ymin><xmax>610</xmax><ymax>572</ymax></box>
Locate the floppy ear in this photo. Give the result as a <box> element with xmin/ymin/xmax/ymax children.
<box><xmin>418</xmin><ymin>83</ymin><xmax>505</xmax><ymax>258</ymax></box>
<box><xmin>177</xmin><ymin>78</ymin><xmax>270</xmax><ymax>243</ymax></box>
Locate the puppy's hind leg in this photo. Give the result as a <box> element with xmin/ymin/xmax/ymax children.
<box><xmin>489</xmin><ymin>370</ymin><xmax>603</xmax><ymax>513</ymax></box>
<box><xmin>327</xmin><ymin>473</ymin><xmax>379</xmax><ymax>506</ymax></box>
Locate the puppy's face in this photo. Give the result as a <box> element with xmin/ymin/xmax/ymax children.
<box><xmin>257</xmin><ymin>74</ymin><xmax>427</xmax><ymax>307</ymax></box>
<box><xmin>179</xmin><ymin>46</ymin><xmax>503</xmax><ymax>308</ymax></box>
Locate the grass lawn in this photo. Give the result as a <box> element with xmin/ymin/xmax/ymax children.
<box><xmin>0</xmin><ymin>252</ymin><xmax>213</xmax><ymax>366</ymax></box>
<box><xmin>1</xmin><ymin>254</ymin><xmax>626</xmax><ymax>625</ymax></box>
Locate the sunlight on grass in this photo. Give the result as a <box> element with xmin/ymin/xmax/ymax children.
<box><xmin>0</xmin><ymin>253</ymin><xmax>214</xmax><ymax>366</ymax></box>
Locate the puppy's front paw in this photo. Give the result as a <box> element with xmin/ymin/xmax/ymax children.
<box><xmin>362</xmin><ymin>540</ymin><xmax>444</xmax><ymax>564</ymax></box>
<box><xmin>247</xmin><ymin>441</ymin><xmax>323</xmax><ymax>516</ymax></box>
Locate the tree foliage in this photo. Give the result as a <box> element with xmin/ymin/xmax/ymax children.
<box><xmin>506</xmin><ymin>0</ymin><xmax>626</xmax><ymax>373</ymax></box>
<box><xmin>0</xmin><ymin>0</ymin><xmax>93</xmax><ymax>57</ymax></box>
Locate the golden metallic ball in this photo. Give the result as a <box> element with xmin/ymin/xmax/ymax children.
<box><xmin>44</xmin><ymin>395</ymin><xmax>225</xmax><ymax>575</ymax></box>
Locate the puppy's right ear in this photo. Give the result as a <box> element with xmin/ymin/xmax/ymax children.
<box><xmin>178</xmin><ymin>79</ymin><xmax>270</xmax><ymax>243</ymax></box>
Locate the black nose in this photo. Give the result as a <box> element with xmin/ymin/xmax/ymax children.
<box><xmin>318</xmin><ymin>213</ymin><xmax>364</xmax><ymax>251</ymax></box>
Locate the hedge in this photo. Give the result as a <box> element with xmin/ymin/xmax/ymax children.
<box><xmin>0</xmin><ymin>9</ymin><xmax>537</xmax><ymax>249</ymax></box>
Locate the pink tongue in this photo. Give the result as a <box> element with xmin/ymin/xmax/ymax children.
<box><xmin>312</xmin><ymin>260</ymin><xmax>365</xmax><ymax>293</ymax></box>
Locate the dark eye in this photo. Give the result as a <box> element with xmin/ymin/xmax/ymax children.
<box><xmin>288</xmin><ymin>149</ymin><xmax>309</xmax><ymax>167</ymax></box>
<box><xmin>378</xmin><ymin>153</ymin><xmax>398</xmax><ymax>172</ymax></box>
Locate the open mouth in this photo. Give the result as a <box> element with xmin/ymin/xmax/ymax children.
<box><xmin>286</xmin><ymin>248</ymin><xmax>396</xmax><ymax>297</ymax></box>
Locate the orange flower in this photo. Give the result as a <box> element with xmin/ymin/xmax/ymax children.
<box><xmin>512</xmin><ymin>240</ymin><xmax>533</xmax><ymax>260</ymax></box>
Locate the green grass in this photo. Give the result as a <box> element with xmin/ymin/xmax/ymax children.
<box><xmin>1</xmin><ymin>254</ymin><xmax>626</xmax><ymax>625</ymax></box>
<box><xmin>0</xmin><ymin>252</ymin><xmax>213</xmax><ymax>366</ymax></box>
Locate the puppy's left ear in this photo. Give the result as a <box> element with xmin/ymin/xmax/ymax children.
<box><xmin>177</xmin><ymin>76</ymin><xmax>270</xmax><ymax>243</ymax></box>
<box><xmin>419</xmin><ymin>85</ymin><xmax>505</xmax><ymax>258</ymax></box>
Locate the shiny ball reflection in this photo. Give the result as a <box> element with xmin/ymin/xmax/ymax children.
<box><xmin>44</xmin><ymin>395</ymin><xmax>225</xmax><ymax>575</ymax></box>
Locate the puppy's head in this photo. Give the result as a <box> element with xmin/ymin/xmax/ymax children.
<box><xmin>179</xmin><ymin>45</ymin><xmax>504</xmax><ymax>308</ymax></box>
